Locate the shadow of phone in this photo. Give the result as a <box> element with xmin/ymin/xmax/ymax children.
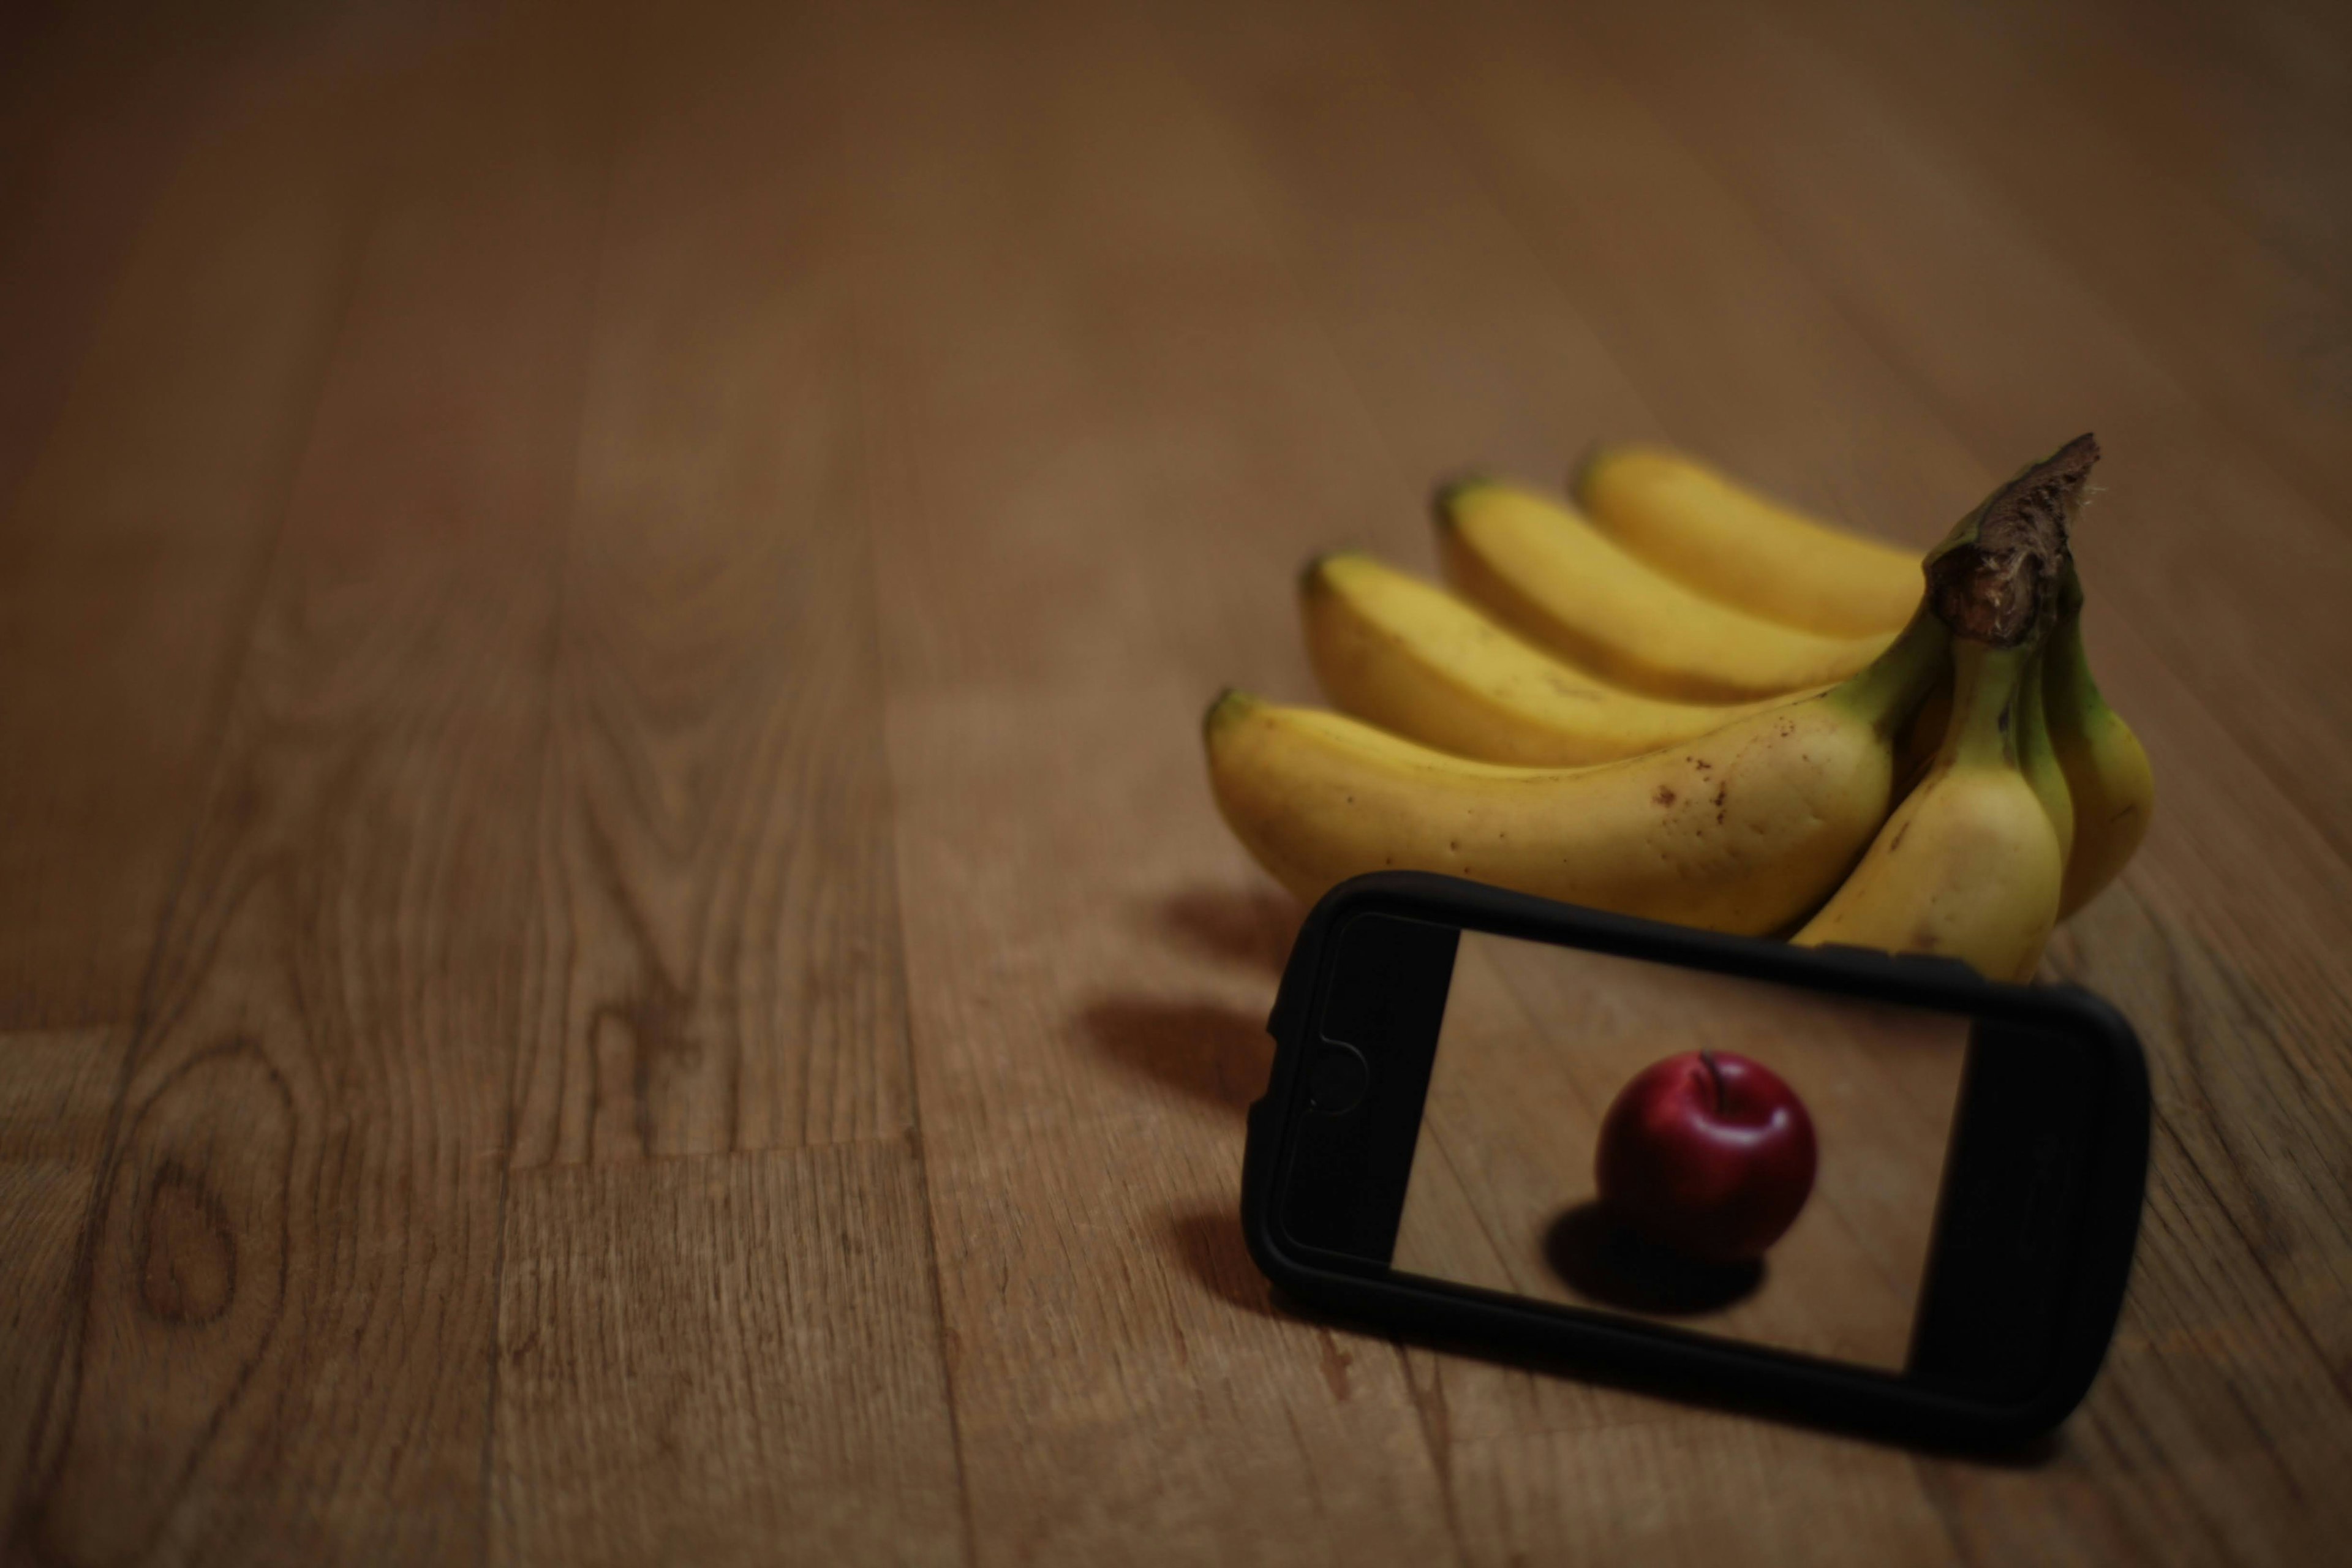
<box><xmin>1152</xmin><ymin>884</ymin><xmax>1301</xmax><ymax>976</ymax></box>
<box><xmin>1163</xmin><ymin>1204</ymin><xmax>1284</xmax><ymax>1321</ymax></box>
<box><xmin>1081</xmin><ymin>995</ymin><xmax>1271</xmax><ymax>1113</ymax></box>
<box><xmin>1544</xmin><ymin>1202</ymin><xmax>1765</xmax><ymax>1316</ymax></box>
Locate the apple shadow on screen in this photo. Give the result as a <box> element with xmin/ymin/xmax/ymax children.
<box><xmin>1544</xmin><ymin>1202</ymin><xmax>1765</xmax><ymax>1316</ymax></box>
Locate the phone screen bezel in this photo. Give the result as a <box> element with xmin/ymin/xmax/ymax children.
<box><xmin>1242</xmin><ymin>872</ymin><xmax>2148</xmax><ymax>1447</ymax></box>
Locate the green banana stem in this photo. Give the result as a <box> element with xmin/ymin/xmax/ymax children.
<box><xmin>2045</xmin><ymin>560</ymin><xmax>2155</xmax><ymax>916</ymax></box>
<box><xmin>1940</xmin><ymin>641</ymin><xmax>2034</xmax><ymax>773</ymax></box>
<box><xmin>2043</xmin><ymin>578</ymin><xmax>2111</xmax><ymax>731</ymax></box>
<box><xmin>1825</xmin><ymin>608</ymin><xmax>1950</xmax><ymax>737</ymax></box>
<box><xmin>2017</xmin><ymin>644</ymin><xmax>2076</xmax><ymax>858</ymax></box>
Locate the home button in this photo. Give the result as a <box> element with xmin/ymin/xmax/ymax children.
<box><xmin>1306</xmin><ymin>1042</ymin><xmax>1369</xmax><ymax>1116</ymax></box>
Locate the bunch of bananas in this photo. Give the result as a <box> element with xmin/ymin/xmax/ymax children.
<box><xmin>1204</xmin><ymin>436</ymin><xmax>2154</xmax><ymax>981</ymax></box>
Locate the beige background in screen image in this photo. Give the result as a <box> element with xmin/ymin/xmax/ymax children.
<box><xmin>1391</xmin><ymin>935</ymin><xmax>1971</xmax><ymax>1371</ymax></box>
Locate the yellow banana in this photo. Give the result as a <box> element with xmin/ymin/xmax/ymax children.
<box><xmin>1206</xmin><ymin>611</ymin><xmax>1948</xmax><ymax>933</ymax></box>
<box><xmin>2046</xmin><ymin>564</ymin><xmax>2154</xmax><ymax>918</ymax></box>
<box><xmin>1572</xmin><ymin>444</ymin><xmax>1921</xmax><ymax>638</ymax></box>
<box><xmin>1300</xmin><ymin>551</ymin><xmax>1798</xmax><ymax>766</ymax></box>
<box><xmin>1435</xmin><ymin>478</ymin><xmax>1891</xmax><ymax>704</ymax></box>
<box><xmin>1795</xmin><ymin>641</ymin><xmax>2062</xmax><ymax>981</ymax></box>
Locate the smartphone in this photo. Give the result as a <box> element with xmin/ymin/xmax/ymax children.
<box><xmin>1240</xmin><ymin>872</ymin><xmax>2148</xmax><ymax>1447</ymax></box>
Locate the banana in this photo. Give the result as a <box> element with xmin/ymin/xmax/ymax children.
<box><xmin>1435</xmin><ymin>478</ymin><xmax>1891</xmax><ymax>704</ymax></box>
<box><xmin>1572</xmin><ymin>444</ymin><xmax>1921</xmax><ymax>638</ymax></box>
<box><xmin>1793</xmin><ymin>641</ymin><xmax>2062</xmax><ymax>981</ymax></box>
<box><xmin>1300</xmin><ymin>551</ymin><xmax>1800</xmax><ymax>766</ymax></box>
<box><xmin>2045</xmin><ymin>564</ymin><xmax>2154</xmax><ymax>918</ymax></box>
<box><xmin>2018</xmin><ymin>645</ymin><xmax>2076</xmax><ymax>861</ymax></box>
<box><xmin>1206</xmin><ymin>609</ymin><xmax>1948</xmax><ymax>933</ymax></box>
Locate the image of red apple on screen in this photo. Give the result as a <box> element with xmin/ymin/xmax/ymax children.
<box><xmin>1594</xmin><ymin>1051</ymin><xmax>1818</xmax><ymax>1265</ymax></box>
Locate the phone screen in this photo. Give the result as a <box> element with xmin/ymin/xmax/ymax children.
<box><xmin>1392</xmin><ymin>930</ymin><xmax>1972</xmax><ymax>1372</ymax></box>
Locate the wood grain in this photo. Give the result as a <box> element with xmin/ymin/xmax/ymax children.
<box><xmin>6</xmin><ymin>8</ymin><xmax>609</xmax><ymax>1559</ymax></box>
<box><xmin>513</xmin><ymin>0</ymin><xmax>910</xmax><ymax>1166</ymax></box>
<box><xmin>1417</xmin><ymin>1398</ymin><xmax>1962</xmax><ymax>1568</ymax></box>
<box><xmin>837</xmin><ymin>1</ymin><xmax>1460</xmax><ymax>1558</ymax></box>
<box><xmin>491</xmin><ymin>1143</ymin><xmax>965</xmax><ymax>1567</ymax></box>
<box><xmin>0</xmin><ymin>2</ymin><xmax>228</xmax><ymax>518</ymax></box>
<box><xmin>1974</xmin><ymin>0</ymin><xmax>2352</xmax><ymax>301</ymax></box>
<box><xmin>1774</xmin><ymin>0</ymin><xmax>2352</xmax><ymax>530</ymax></box>
<box><xmin>1912</xmin><ymin>1124</ymin><xmax>2352</xmax><ymax>1566</ymax></box>
<box><xmin>0</xmin><ymin>1030</ymin><xmax>126</xmax><ymax>1506</ymax></box>
<box><xmin>483</xmin><ymin>4</ymin><xmax>966</xmax><ymax>1555</ymax></box>
<box><xmin>0</xmin><ymin>19</ymin><xmax>390</xmax><ymax>1027</ymax></box>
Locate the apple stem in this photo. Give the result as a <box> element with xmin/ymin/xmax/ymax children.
<box><xmin>1699</xmin><ymin>1049</ymin><xmax>1726</xmax><ymax>1116</ymax></box>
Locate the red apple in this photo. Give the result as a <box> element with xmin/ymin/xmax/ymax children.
<box><xmin>1594</xmin><ymin>1050</ymin><xmax>1817</xmax><ymax>1264</ymax></box>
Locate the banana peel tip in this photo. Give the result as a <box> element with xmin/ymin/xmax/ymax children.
<box><xmin>1297</xmin><ymin>550</ymin><xmax>1351</xmax><ymax>597</ymax></box>
<box><xmin>1566</xmin><ymin>440</ymin><xmax>1632</xmax><ymax>503</ymax></box>
<box><xmin>1203</xmin><ymin>688</ymin><xmax>1259</xmax><ymax>737</ymax></box>
<box><xmin>1429</xmin><ymin>470</ymin><xmax>1497</xmax><ymax>525</ymax></box>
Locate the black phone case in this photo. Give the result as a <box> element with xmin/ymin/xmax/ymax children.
<box><xmin>1240</xmin><ymin>872</ymin><xmax>2150</xmax><ymax>1449</ymax></box>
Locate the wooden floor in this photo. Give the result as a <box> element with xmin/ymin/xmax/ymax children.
<box><xmin>2</xmin><ymin>0</ymin><xmax>2348</xmax><ymax>1560</ymax></box>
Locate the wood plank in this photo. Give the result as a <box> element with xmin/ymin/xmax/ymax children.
<box><xmin>1418</xmin><ymin>1393</ymin><xmax>1962</xmax><ymax>1568</ymax></box>
<box><xmin>0</xmin><ymin>1029</ymin><xmax>126</xmax><ymax>1505</ymax></box>
<box><xmin>0</xmin><ymin>0</ymin><xmax>425</xmax><ymax>514</ymax></box>
<box><xmin>836</xmin><ymin>0</ymin><xmax>1464</xmax><ymax>1559</ymax></box>
<box><xmin>0</xmin><ymin>21</ymin><xmax>393</xmax><ymax>1028</ymax></box>
<box><xmin>1769</xmin><ymin>0</ymin><xmax>2352</xmax><ymax>532</ymax></box>
<box><xmin>1106</xmin><ymin>0</ymin><xmax>1675</xmax><ymax>532</ymax></box>
<box><xmin>488</xmin><ymin>2</ymin><xmax>966</xmax><ymax>1552</ymax></box>
<box><xmin>2046</xmin><ymin>841</ymin><xmax>2352</xmax><ymax>1374</ymax></box>
<box><xmin>1144</xmin><ymin>0</ymin><xmax>1988</xmax><ymax>551</ymax></box>
<box><xmin>0</xmin><ymin>2</ymin><xmax>230</xmax><ymax>518</ymax></box>
<box><xmin>511</xmin><ymin>0</ymin><xmax>910</xmax><ymax>1166</ymax></box>
<box><xmin>491</xmin><ymin>1142</ymin><xmax>965</xmax><ymax>1567</ymax></box>
<box><xmin>1973</xmin><ymin>0</ymin><xmax>2352</xmax><ymax>301</ymax></box>
<box><xmin>922</xmin><ymin>1104</ymin><xmax>1449</xmax><ymax>1564</ymax></box>
<box><xmin>1914</xmin><ymin>1125</ymin><xmax>2352</xmax><ymax>1566</ymax></box>
<box><xmin>2</xmin><ymin>9</ymin><xmax>609</xmax><ymax>1560</ymax></box>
